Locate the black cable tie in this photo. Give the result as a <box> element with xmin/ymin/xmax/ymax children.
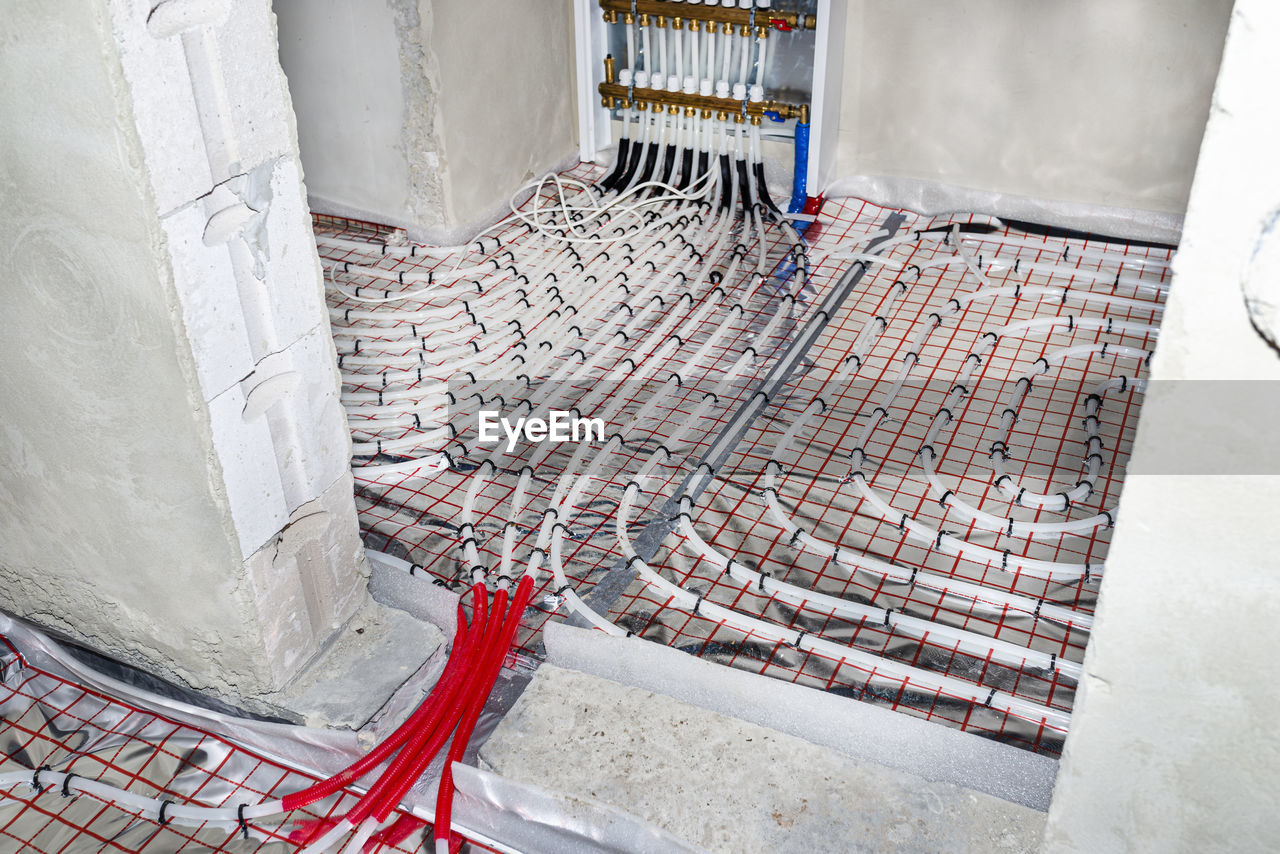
<box><xmin>951</xmin><ymin>383</ymin><xmax>968</xmax><ymax>396</ymax></box>
<box><xmin>61</xmin><ymin>773</ymin><xmax>78</xmax><ymax>798</ymax></box>
<box><xmin>1034</xmin><ymin>357</ymin><xmax>1050</xmax><ymax>373</ymax></box>
<box><xmin>1058</xmin><ymin>492</ymin><xmax>1072</xmax><ymax>511</ymax></box>
<box><xmin>934</xmin><ymin>531</ymin><xmax>946</xmax><ymax>550</ymax></box>
<box><xmin>899</xmin><ymin>513</ymin><xmax>908</xmax><ymax>534</ymax></box>
<box><xmin>793</xmin><ymin>630</ymin><xmax>806</xmax><ymax>649</ymax></box>
<box><xmin>1014</xmin><ymin>282</ymin><xmax>1022</xmax><ymax>298</ymax></box>
<box><xmin>1101</xmin><ymin>342</ymin><xmax>1110</xmax><ymax>357</ymax></box>
<box><xmin>237</xmin><ymin>803</ymin><xmax>250</xmax><ymax>840</ymax></box>
<box><xmin>918</xmin><ymin>444</ymin><xmax>936</xmax><ymax>461</ymax></box>
<box><xmin>398</xmin><ymin>270</ymin><xmax>405</xmax><ymax>284</ymax></box>
<box><xmin>938</xmin><ymin>489</ymin><xmax>954</xmax><ymax>508</ymax></box>
<box><xmin>626</xmin><ymin>555</ymin><xmax>644</xmax><ymax>570</ymax></box>
<box><xmin>758</xmin><ymin>572</ymin><xmax>769</xmax><ymax>593</ymax></box>
<box><xmin>928</xmin><ymin>312</ymin><xmax>943</xmax><ymax>327</ymax></box>
<box><xmin>353</xmin><ymin>339</ymin><xmax>361</xmax><ymax>355</ymax></box>
<box><xmin>1007</xmin><ymin>516</ymin><xmax>1015</xmax><ymax>537</ymax></box>
<box><xmin>1016</xmin><ymin>487</ymin><xmax>1027</xmax><ymax>506</ymax></box>
<box><xmin>693</xmin><ymin>593</ymin><xmax>704</xmax><ymax>616</ymax></box>
<box><xmin>937</xmin><ymin>406</ymin><xmax>953</xmax><ymax>423</ymax></box>
<box><xmin>32</xmin><ymin>765</ymin><xmax>50</xmax><ymax>794</ymax></box>
<box><xmin>344</xmin><ymin>308</ymin><xmax>352</xmax><ymax>325</ymax></box>
<box><xmin>1050</xmin><ymin>652</ymin><xmax>1057</xmax><ymax>672</ymax></box>
<box><xmin>983</xmin><ymin>331</ymin><xmax>999</xmax><ymax>344</ymax></box>
<box><xmin>1084</xmin><ymin>564</ymin><xmax>1093</xmax><ymax>583</ymax></box>
<box><xmin>984</xmin><ymin>688</ymin><xmax>997</xmax><ymax>707</ymax></box>
<box><xmin>1067</xmin><ymin>314</ymin><xmax>1075</xmax><ymax>331</ymax></box>
<box><xmin>159</xmin><ymin>799</ymin><xmax>174</xmax><ymax>826</ymax></box>
<box><xmin>991</xmin><ymin>441</ymin><xmax>1009</xmax><ymax>455</ymax></box>
<box><xmin>994</xmin><ymin>474</ymin><xmax>1012</xmax><ymax>490</ymax></box>
<box><xmin>1033</xmin><ymin>599</ymin><xmax>1044</xmax><ymax>618</ymax></box>
<box><xmin>1102</xmin><ymin>509</ymin><xmax>1114</xmax><ymax>528</ymax></box>
<box><xmin>908</xmin><ymin>264</ymin><xmax>922</xmax><ymax>278</ymax></box>
<box><xmin>788</xmin><ymin>528</ymin><xmax>803</xmax><ymax>548</ymax></box>
<box><xmin>1001</xmin><ymin>549</ymin><xmax>1011</xmax><ymax>570</ymax></box>
<box><xmin>1003</xmin><ymin>408</ymin><xmax>1019</xmax><ymax>424</ymax></box>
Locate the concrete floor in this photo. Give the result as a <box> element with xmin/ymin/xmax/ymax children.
<box><xmin>480</xmin><ymin>665</ymin><xmax>1046</xmax><ymax>853</ymax></box>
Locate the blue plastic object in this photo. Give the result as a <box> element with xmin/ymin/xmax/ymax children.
<box><xmin>788</xmin><ymin>120</ymin><xmax>810</xmax><ymax>215</ymax></box>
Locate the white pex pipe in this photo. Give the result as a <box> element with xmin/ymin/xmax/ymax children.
<box><xmin>317</xmin><ymin>113</ymin><xmax>1131</xmax><ymax>748</ymax></box>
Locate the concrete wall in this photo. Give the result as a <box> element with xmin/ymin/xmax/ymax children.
<box><xmin>1042</xmin><ymin>1</ymin><xmax>1280</xmax><ymax>850</ymax></box>
<box><xmin>831</xmin><ymin>0</ymin><xmax>1232</xmax><ymax>228</ymax></box>
<box><xmin>274</xmin><ymin>0</ymin><xmax>421</xmax><ymax>226</ymax></box>
<box><xmin>0</xmin><ymin>0</ymin><xmax>369</xmax><ymax>712</ymax></box>
<box><xmin>274</xmin><ymin>0</ymin><xmax>576</xmax><ymax>239</ymax></box>
<box><xmin>427</xmin><ymin>0</ymin><xmax>576</xmax><ymax>226</ymax></box>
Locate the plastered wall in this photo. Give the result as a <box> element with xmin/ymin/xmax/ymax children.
<box><xmin>835</xmin><ymin>0</ymin><xmax>1233</xmax><ymax>226</ymax></box>
<box><xmin>274</xmin><ymin>0</ymin><xmax>422</xmax><ymax>227</ymax></box>
<box><xmin>427</xmin><ymin>0</ymin><xmax>576</xmax><ymax>227</ymax></box>
<box><xmin>0</xmin><ymin>0</ymin><xmax>264</xmax><ymax>697</ymax></box>
<box><xmin>0</xmin><ymin>0</ymin><xmax>369</xmax><ymax>712</ymax></box>
<box><xmin>1042</xmin><ymin>0</ymin><xmax>1280</xmax><ymax>850</ymax></box>
<box><xmin>274</xmin><ymin>0</ymin><xmax>576</xmax><ymax>239</ymax></box>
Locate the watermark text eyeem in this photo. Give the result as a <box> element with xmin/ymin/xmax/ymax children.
<box><xmin>477</xmin><ymin>410</ymin><xmax>605</xmax><ymax>452</ymax></box>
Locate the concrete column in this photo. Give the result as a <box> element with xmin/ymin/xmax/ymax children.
<box><xmin>1043</xmin><ymin>1</ymin><xmax>1280</xmax><ymax>850</ymax></box>
<box><xmin>0</xmin><ymin>0</ymin><xmax>376</xmax><ymax>717</ymax></box>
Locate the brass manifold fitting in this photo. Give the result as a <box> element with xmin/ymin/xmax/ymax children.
<box><xmin>599</xmin><ymin>80</ymin><xmax>809</xmax><ymax>124</ymax></box>
<box><xmin>600</xmin><ymin>0</ymin><xmax>816</xmax><ymax>31</ymax></box>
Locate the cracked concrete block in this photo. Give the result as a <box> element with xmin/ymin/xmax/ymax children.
<box><xmin>160</xmin><ymin>197</ymin><xmax>255</xmax><ymax>399</ymax></box>
<box><xmin>0</xmin><ymin>0</ymin><xmax>393</xmax><ymax>722</ymax></box>
<box><xmin>109</xmin><ymin>0</ymin><xmax>298</xmax><ymax>211</ymax></box>
<box><xmin>243</xmin><ymin>471</ymin><xmax>369</xmax><ymax>688</ymax></box>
